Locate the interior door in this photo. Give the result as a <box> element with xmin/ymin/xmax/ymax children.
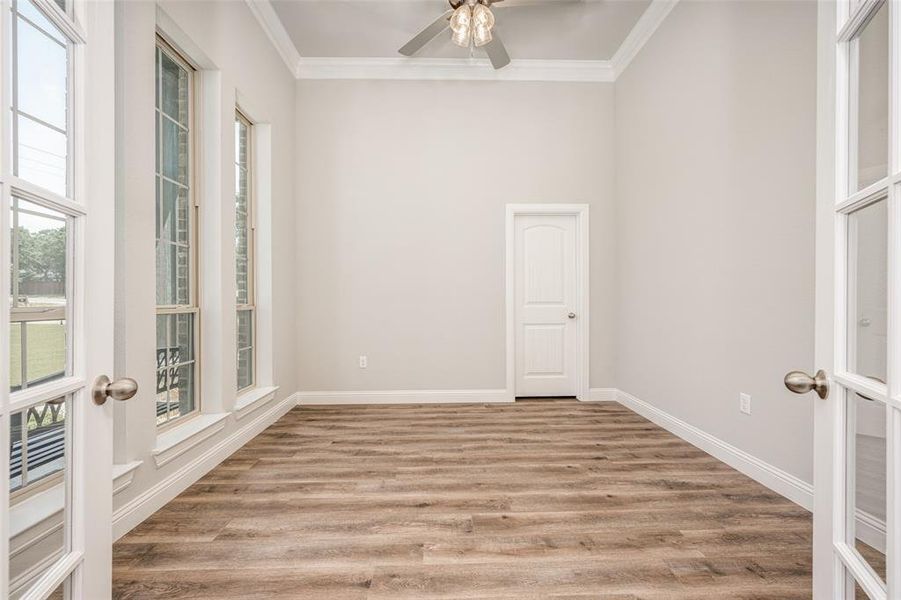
<box><xmin>514</xmin><ymin>213</ymin><xmax>578</xmax><ymax>397</ymax></box>
<box><xmin>795</xmin><ymin>1</ymin><xmax>898</xmax><ymax>598</ymax></box>
<box><xmin>1</xmin><ymin>0</ymin><xmax>122</xmax><ymax>598</ymax></box>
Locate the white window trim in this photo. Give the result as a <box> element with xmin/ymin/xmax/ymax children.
<box><xmin>151</xmin><ymin>411</ymin><xmax>227</xmax><ymax>468</ymax></box>
<box><xmin>235</xmin><ymin>385</ymin><xmax>278</xmax><ymax>421</ymax></box>
<box><xmin>154</xmin><ymin>35</ymin><xmax>201</xmax><ymax>430</ymax></box>
<box><xmin>233</xmin><ymin>90</ymin><xmax>274</xmax><ymax>400</ymax></box>
<box><xmin>235</xmin><ymin>108</ymin><xmax>256</xmax><ymax>394</ymax></box>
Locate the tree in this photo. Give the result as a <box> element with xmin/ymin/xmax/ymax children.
<box><xmin>16</xmin><ymin>225</ymin><xmax>66</xmax><ymax>284</ymax></box>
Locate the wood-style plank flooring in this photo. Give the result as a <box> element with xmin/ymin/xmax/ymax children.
<box><xmin>113</xmin><ymin>399</ymin><xmax>816</xmax><ymax>599</ymax></box>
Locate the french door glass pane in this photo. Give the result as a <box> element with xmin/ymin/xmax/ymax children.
<box><xmin>13</xmin><ymin>0</ymin><xmax>69</xmax><ymax>197</ymax></box>
<box><xmin>853</xmin><ymin>1</ymin><xmax>889</xmax><ymax>191</ymax></box>
<box><xmin>848</xmin><ymin>393</ymin><xmax>887</xmax><ymax>583</ymax></box>
<box><xmin>847</xmin><ymin>200</ymin><xmax>887</xmax><ymax>382</ymax></box>
<box><xmin>8</xmin><ymin>396</ymin><xmax>70</xmax><ymax>600</ymax></box>
<box><xmin>9</xmin><ymin>198</ymin><xmax>69</xmax><ymax>392</ymax></box>
<box><xmin>16</xmin><ymin>114</ymin><xmax>67</xmax><ymax>198</ymax></box>
<box><xmin>16</xmin><ymin>13</ymin><xmax>66</xmax><ymax>130</ymax></box>
<box><xmin>16</xmin><ymin>0</ymin><xmax>65</xmax><ymax>44</ymax></box>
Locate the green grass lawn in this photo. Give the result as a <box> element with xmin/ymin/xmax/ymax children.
<box><xmin>9</xmin><ymin>321</ymin><xmax>66</xmax><ymax>389</ymax></box>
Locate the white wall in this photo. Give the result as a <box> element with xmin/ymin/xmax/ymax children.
<box><xmin>111</xmin><ymin>0</ymin><xmax>297</xmax><ymax>533</ymax></box>
<box><xmin>613</xmin><ymin>0</ymin><xmax>818</xmax><ymax>483</ymax></box>
<box><xmin>295</xmin><ymin>80</ymin><xmax>617</xmax><ymax>392</ymax></box>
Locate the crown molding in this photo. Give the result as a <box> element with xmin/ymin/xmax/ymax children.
<box><xmin>610</xmin><ymin>0</ymin><xmax>680</xmax><ymax>78</ymax></box>
<box><xmin>247</xmin><ymin>0</ymin><xmax>678</xmax><ymax>82</ymax></box>
<box><xmin>296</xmin><ymin>57</ymin><xmax>615</xmax><ymax>82</ymax></box>
<box><xmin>244</xmin><ymin>0</ymin><xmax>303</xmax><ymax>78</ymax></box>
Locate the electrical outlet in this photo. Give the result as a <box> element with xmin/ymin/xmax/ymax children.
<box><xmin>739</xmin><ymin>393</ymin><xmax>752</xmax><ymax>415</ymax></box>
<box><xmin>359</xmin><ymin>355</ymin><xmax>368</xmax><ymax>369</ymax></box>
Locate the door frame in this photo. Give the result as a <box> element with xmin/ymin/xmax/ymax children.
<box><xmin>505</xmin><ymin>203</ymin><xmax>590</xmax><ymax>401</ymax></box>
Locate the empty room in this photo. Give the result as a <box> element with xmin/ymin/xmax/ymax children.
<box><xmin>0</xmin><ymin>0</ymin><xmax>897</xmax><ymax>597</ymax></box>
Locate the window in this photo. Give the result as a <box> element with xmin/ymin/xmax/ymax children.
<box><xmin>155</xmin><ymin>39</ymin><xmax>198</xmax><ymax>427</ymax></box>
<box><xmin>7</xmin><ymin>0</ymin><xmax>73</xmax><ymax>498</ymax></box>
<box><xmin>235</xmin><ymin>111</ymin><xmax>255</xmax><ymax>392</ymax></box>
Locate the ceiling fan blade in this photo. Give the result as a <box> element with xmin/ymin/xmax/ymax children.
<box><xmin>398</xmin><ymin>10</ymin><xmax>453</xmax><ymax>56</ymax></box>
<box><xmin>484</xmin><ymin>33</ymin><xmax>511</xmax><ymax>70</ymax></box>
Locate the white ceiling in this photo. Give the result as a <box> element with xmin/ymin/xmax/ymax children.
<box><xmin>270</xmin><ymin>0</ymin><xmax>652</xmax><ymax>61</ymax></box>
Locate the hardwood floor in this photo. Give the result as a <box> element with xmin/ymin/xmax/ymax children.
<box><xmin>113</xmin><ymin>399</ymin><xmax>815</xmax><ymax>599</ymax></box>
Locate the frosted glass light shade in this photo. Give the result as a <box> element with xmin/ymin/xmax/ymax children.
<box><xmin>450</xmin><ymin>4</ymin><xmax>473</xmax><ymax>48</ymax></box>
<box><xmin>473</xmin><ymin>24</ymin><xmax>492</xmax><ymax>46</ymax></box>
<box><xmin>471</xmin><ymin>4</ymin><xmax>494</xmax><ymax>47</ymax></box>
<box><xmin>452</xmin><ymin>26</ymin><xmax>471</xmax><ymax>47</ymax></box>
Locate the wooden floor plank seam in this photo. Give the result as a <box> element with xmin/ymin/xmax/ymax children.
<box><xmin>113</xmin><ymin>399</ymin><xmax>832</xmax><ymax>599</ymax></box>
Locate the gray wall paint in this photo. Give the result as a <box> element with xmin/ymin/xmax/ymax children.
<box><xmin>613</xmin><ymin>0</ymin><xmax>818</xmax><ymax>482</ymax></box>
<box><xmin>113</xmin><ymin>0</ymin><xmax>296</xmax><ymax>512</ymax></box>
<box><xmin>295</xmin><ymin>80</ymin><xmax>617</xmax><ymax>391</ymax></box>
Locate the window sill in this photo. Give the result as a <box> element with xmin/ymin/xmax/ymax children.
<box><xmin>152</xmin><ymin>413</ymin><xmax>228</xmax><ymax>468</ymax></box>
<box><xmin>10</xmin><ymin>484</ymin><xmax>63</xmax><ymax>544</ymax></box>
<box><xmin>112</xmin><ymin>460</ymin><xmax>143</xmax><ymax>495</ymax></box>
<box><xmin>235</xmin><ymin>385</ymin><xmax>279</xmax><ymax>421</ymax></box>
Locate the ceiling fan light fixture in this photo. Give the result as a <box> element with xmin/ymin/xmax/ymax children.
<box><xmin>451</xmin><ymin>26</ymin><xmax>472</xmax><ymax>47</ymax></box>
<box><xmin>449</xmin><ymin>4</ymin><xmax>473</xmax><ymax>48</ymax></box>
<box><xmin>473</xmin><ymin>24</ymin><xmax>492</xmax><ymax>46</ymax></box>
<box><xmin>472</xmin><ymin>3</ymin><xmax>495</xmax><ymax>29</ymax></box>
<box><xmin>471</xmin><ymin>4</ymin><xmax>494</xmax><ymax>47</ymax></box>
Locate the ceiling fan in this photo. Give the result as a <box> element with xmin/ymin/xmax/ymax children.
<box><xmin>398</xmin><ymin>0</ymin><xmax>511</xmax><ymax>70</ymax></box>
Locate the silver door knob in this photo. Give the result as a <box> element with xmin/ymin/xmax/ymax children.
<box><xmin>568</xmin><ymin>312</ymin><xmax>576</xmax><ymax>319</ymax></box>
<box><xmin>784</xmin><ymin>369</ymin><xmax>829</xmax><ymax>400</ymax></box>
<box><xmin>92</xmin><ymin>375</ymin><xmax>139</xmax><ymax>405</ymax></box>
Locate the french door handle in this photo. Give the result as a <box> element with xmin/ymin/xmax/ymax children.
<box><xmin>784</xmin><ymin>369</ymin><xmax>829</xmax><ymax>400</ymax></box>
<box><xmin>92</xmin><ymin>375</ymin><xmax>139</xmax><ymax>405</ymax></box>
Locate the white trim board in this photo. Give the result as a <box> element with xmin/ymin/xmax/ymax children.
<box><xmin>611</xmin><ymin>388</ymin><xmax>814</xmax><ymax>509</ymax></box>
<box><xmin>296</xmin><ymin>58</ymin><xmax>615</xmax><ymax>82</ymax></box>
<box><xmin>609</xmin><ymin>0</ymin><xmax>679</xmax><ymax>78</ymax></box>
<box><xmin>244</xmin><ymin>0</ymin><xmax>302</xmax><ymax>78</ymax></box>
<box><xmin>112</xmin><ymin>393</ymin><xmax>297</xmax><ymax>540</ymax></box>
<box><xmin>297</xmin><ymin>389</ymin><xmax>511</xmax><ymax>405</ymax></box>
<box><xmin>246</xmin><ymin>0</ymin><xmax>679</xmax><ymax>82</ymax></box>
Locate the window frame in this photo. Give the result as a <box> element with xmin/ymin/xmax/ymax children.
<box><xmin>154</xmin><ymin>35</ymin><xmax>201</xmax><ymax>430</ymax></box>
<box><xmin>235</xmin><ymin>109</ymin><xmax>256</xmax><ymax>394</ymax></box>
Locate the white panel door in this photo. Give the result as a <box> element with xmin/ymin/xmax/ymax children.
<box><xmin>514</xmin><ymin>214</ymin><xmax>578</xmax><ymax>397</ymax></box>
<box><xmin>1</xmin><ymin>1</ymin><xmax>119</xmax><ymax>598</ymax></box>
<box><xmin>803</xmin><ymin>1</ymin><xmax>899</xmax><ymax>598</ymax></box>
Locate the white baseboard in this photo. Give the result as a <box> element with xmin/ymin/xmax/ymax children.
<box><xmin>297</xmin><ymin>389</ymin><xmax>512</xmax><ymax>405</ymax></box>
<box><xmin>584</xmin><ymin>388</ymin><xmax>618</xmax><ymax>402</ymax></box>
<box><xmin>112</xmin><ymin>392</ymin><xmax>297</xmax><ymax>540</ymax></box>
<box><xmin>614</xmin><ymin>389</ymin><xmax>814</xmax><ymax>510</ymax></box>
<box><xmin>856</xmin><ymin>506</ymin><xmax>887</xmax><ymax>553</ymax></box>
<box><xmin>613</xmin><ymin>388</ymin><xmax>888</xmax><ymax>552</ymax></box>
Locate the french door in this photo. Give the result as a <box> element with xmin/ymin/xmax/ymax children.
<box><xmin>806</xmin><ymin>0</ymin><xmax>900</xmax><ymax>597</ymax></box>
<box><xmin>0</xmin><ymin>0</ymin><xmax>119</xmax><ymax>598</ymax></box>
